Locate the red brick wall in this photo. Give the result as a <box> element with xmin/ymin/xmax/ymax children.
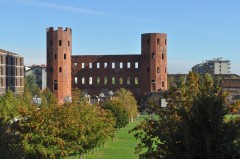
<box><xmin>140</xmin><ymin>33</ymin><xmax>167</xmax><ymax>95</ymax></box>
<box><xmin>47</xmin><ymin>27</ymin><xmax>72</xmax><ymax>104</ymax></box>
<box><xmin>71</xmin><ymin>55</ymin><xmax>141</xmax><ymax>98</ymax></box>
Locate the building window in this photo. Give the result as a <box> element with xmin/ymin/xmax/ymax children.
<box><xmin>82</xmin><ymin>77</ymin><xmax>85</xmax><ymax>84</ymax></box>
<box><xmin>127</xmin><ymin>77</ymin><xmax>131</xmax><ymax>85</ymax></box>
<box><xmin>74</xmin><ymin>62</ymin><xmax>77</xmax><ymax>66</ymax></box>
<box><xmin>15</xmin><ymin>68</ymin><xmax>17</xmax><ymax>76</ymax></box>
<box><xmin>20</xmin><ymin>68</ymin><xmax>23</xmax><ymax>76</ymax></box>
<box><xmin>89</xmin><ymin>77</ymin><xmax>93</xmax><ymax>85</ymax></box>
<box><xmin>82</xmin><ymin>63</ymin><xmax>85</xmax><ymax>68</ymax></box>
<box><xmin>97</xmin><ymin>63</ymin><xmax>100</xmax><ymax>68</ymax></box>
<box><xmin>74</xmin><ymin>77</ymin><xmax>78</xmax><ymax>84</ymax></box>
<box><xmin>97</xmin><ymin>77</ymin><xmax>100</xmax><ymax>85</ymax></box>
<box><xmin>147</xmin><ymin>39</ymin><xmax>150</xmax><ymax>45</ymax></box>
<box><xmin>0</xmin><ymin>67</ymin><xmax>3</xmax><ymax>75</ymax></box>
<box><xmin>20</xmin><ymin>79</ymin><xmax>22</xmax><ymax>86</ymax></box>
<box><xmin>157</xmin><ymin>67</ymin><xmax>160</xmax><ymax>73</ymax></box>
<box><xmin>54</xmin><ymin>80</ymin><xmax>58</xmax><ymax>90</ymax></box>
<box><xmin>15</xmin><ymin>58</ymin><xmax>17</xmax><ymax>65</ymax></box>
<box><xmin>120</xmin><ymin>62</ymin><xmax>123</xmax><ymax>69</ymax></box>
<box><xmin>15</xmin><ymin>79</ymin><xmax>17</xmax><ymax>86</ymax></box>
<box><xmin>165</xmin><ymin>39</ymin><xmax>167</xmax><ymax>45</ymax></box>
<box><xmin>112</xmin><ymin>62</ymin><xmax>115</xmax><ymax>69</ymax></box>
<box><xmin>104</xmin><ymin>62</ymin><xmax>107</xmax><ymax>68</ymax></box>
<box><xmin>55</xmin><ymin>54</ymin><xmax>57</xmax><ymax>59</ymax></box>
<box><xmin>152</xmin><ymin>53</ymin><xmax>155</xmax><ymax>59</ymax></box>
<box><xmin>135</xmin><ymin>62</ymin><xmax>138</xmax><ymax>69</ymax></box>
<box><xmin>59</xmin><ymin>40</ymin><xmax>62</xmax><ymax>46</ymax></box>
<box><xmin>89</xmin><ymin>63</ymin><xmax>92</xmax><ymax>68</ymax></box>
<box><xmin>119</xmin><ymin>77</ymin><xmax>123</xmax><ymax>85</ymax></box>
<box><xmin>64</xmin><ymin>54</ymin><xmax>66</xmax><ymax>60</ymax></box>
<box><xmin>165</xmin><ymin>67</ymin><xmax>167</xmax><ymax>73</ymax></box>
<box><xmin>157</xmin><ymin>38</ymin><xmax>160</xmax><ymax>44</ymax></box>
<box><xmin>104</xmin><ymin>77</ymin><xmax>108</xmax><ymax>85</ymax></box>
<box><xmin>162</xmin><ymin>81</ymin><xmax>164</xmax><ymax>87</ymax></box>
<box><xmin>68</xmin><ymin>41</ymin><xmax>70</xmax><ymax>46</ymax></box>
<box><xmin>162</xmin><ymin>53</ymin><xmax>164</xmax><ymax>59</ymax></box>
<box><xmin>112</xmin><ymin>77</ymin><xmax>115</xmax><ymax>84</ymax></box>
<box><xmin>135</xmin><ymin>77</ymin><xmax>138</xmax><ymax>85</ymax></box>
<box><xmin>59</xmin><ymin>67</ymin><xmax>62</xmax><ymax>72</ymax></box>
<box><xmin>0</xmin><ymin>56</ymin><xmax>3</xmax><ymax>64</ymax></box>
<box><xmin>0</xmin><ymin>78</ymin><xmax>3</xmax><ymax>87</ymax></box>
<box><xmin>127</xmin><ymin>62</ymin><xmax>131</xmax><ymax>68</ymax></box>
<box><xmin>147</xmin><ymin>67</ymin><xmax>149</xmax><ymax>72</ymax></box>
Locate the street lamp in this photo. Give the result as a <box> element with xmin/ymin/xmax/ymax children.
<box><xmin>99</xmin><ymin>92</ymin><xmax>105</xmax><ymax>105</ymax></box>
<box><xmin>109</xmin><ymin>91</ymin><xmax>113</xmax><ymax>100</ymax></box>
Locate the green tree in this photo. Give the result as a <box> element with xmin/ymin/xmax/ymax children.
<box><xmin>25</xmin><ymin>74</ymin><xmax>39</xmax><ymax>96</ymax></box>
<box><xmin>132</xmin><ymin>72</ymin><xmax>240</xmax><ymax>159</ymax></box>
<box><xmin>115</xmin><ymin>88</ymin><xmax>138</xmax><ymax>122</ymax></box>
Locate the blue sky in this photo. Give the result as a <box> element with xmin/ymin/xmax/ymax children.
<box><xmin>0</xmin><ymin>0</ymin><xmax>240</xmax><ymax>74</ymax></box>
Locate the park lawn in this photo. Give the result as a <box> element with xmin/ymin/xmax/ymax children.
<box><xmin>69</xmin><ymin>115</ymin><xmax>147</xmax><ymax>159</ymax></box>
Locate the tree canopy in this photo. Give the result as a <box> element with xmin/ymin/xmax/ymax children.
<box><xmin>132</xmin><ymin>72</ymin><xmax>240</xmax><ymax>159</ymax></box>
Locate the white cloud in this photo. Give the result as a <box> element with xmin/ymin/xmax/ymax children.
<box><xmin>18</xmin><ymin>0</ymin><xmax>107</xmax><ymax>16</ymax></box>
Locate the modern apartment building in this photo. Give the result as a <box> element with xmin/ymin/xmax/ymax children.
<box><xmin>192</xmin><ymin>57</ymin><xmax>230</xmax><ymax>74</ymax></box>
<box><xmin>0</xmin><ymin>49</ymin><xmax>24</xmax><ymax>95</ymax></box>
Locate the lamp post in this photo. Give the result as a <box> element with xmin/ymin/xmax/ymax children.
<box><xmin>109</xmin><ymin>91</ymin><xmax>113</xmax><ymax>100</ymax></box>
<box><xmin>99</xmin><ymin>92</ymin><xmax>104</xmax><ymax>105</ymax></box>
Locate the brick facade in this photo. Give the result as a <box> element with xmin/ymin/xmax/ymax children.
<box><xmin>47</xmin><ymin>27</ymin><xmax>167</xmax><ymax>104</ymax></box>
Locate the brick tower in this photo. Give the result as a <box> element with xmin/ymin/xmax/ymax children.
<box><xmin>46</xmin><ymin>27</ymin><xmax>72</xmax><ymax>104</ymax></box>
<box><xmin>140</xmin><ymin>33</ymin><xmax>167</xmax><ymax>95</ymax></box>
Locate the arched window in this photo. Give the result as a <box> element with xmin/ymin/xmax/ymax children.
<box><xmin>97</xmin><ymin>77</ymin><xmax>100</xmax><ymax>85</ymax></box>
<box><xmin>89</xmin><ymin>77</ymin><xmax>93</xmax><ymax>85</ymax></box>
<box><xmin>135</xmin><ymin>77</ymin><xmax>138</xmax><ymax>85</ymax></box>
<box><xmin>127</xmin><ymin>77</ymin><xmax>131</xmax><ymax>85</ymax></box>
<box><xmin>104</xmin><ymin>77</ymin><xmax>108</xmax><ymax>85</ymax></box>
<box><xmin>112</xmin><ymin>77</ymin><xmax>115</xmax><ymax>84</ymax></box>
<box><xmin>82</xmin><ymin>77</ymin><xmax>85</xmax><ymax>84</ymax></box>
<box><xmin>119</xmin><ymin>77</ymin><xmax>123</xmax><ymax>85</ymax></box>
<box><xmin>157</xmin><ymin>67</ymin><xmax>160</xmax><ymax>73</ymax></box>
<box><xmin>54</xmin><ymin>80</ymin><xmax>58</xmax><ymax>90</ymax></box>
<box><xmin>74</xmin><ymin>77</ymin><xmax>78</xmax><ymax>84</ymax></box>
<box><xmin>152</xmin><ymin>53</ymin><xmax>155</xmax><ymax>59</ymax></box>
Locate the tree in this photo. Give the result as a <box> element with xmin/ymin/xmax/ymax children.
<box><xmin>131</xmin><ymin>72</ymin><xmax>240</xmax><ymax>159</ymax></box>
<box><xmin>115</xmin><ymin>88</ymin><xmax>138</xmax><ymax>122</ymax></box>
<box><xmin>104</xmin><ymin>100</ymin><xmax>129</xmax><ymax>129</ymax></box>
<box><xmin>25</xmin><ymin>74</ymin><xmax>39</xmax><ymax>96</ymax></box>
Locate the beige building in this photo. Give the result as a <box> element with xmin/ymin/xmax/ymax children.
<box><xmin>0</xmin><ymin>49</ymin><xmax>24</xmax><ymax>95</ymax></box>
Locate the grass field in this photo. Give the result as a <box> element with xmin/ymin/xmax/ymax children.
<box><xmin>69</xmin><ymin>115</ymin><xmax>147</xmax><ymax>159</ymax></box>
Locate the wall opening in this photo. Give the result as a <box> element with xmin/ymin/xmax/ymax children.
<box><xmin>112</xmin><ymin>77</ymin><xmax>115</xmax><ymax>84</ymax></box>
<box><xmin>157</xmin><ymin>67</ymin><xmax>160</xmax><ymax>73</ymax></box>
<box><xmin>89</xmin><ymin>77</ymin><xmax>93</xmax><ymax>85</ymax></box>
<box><xmin>119</xmin><ymin>77</ymin><xmax>123</xmax><ymax>85</ymax></box>
<box><xmin>55</xmin><ymin>54</ymin><xmax>57</xmax><ymax>59</ymax></box>
<box><xmin>54</xmin><ymin>80</ymin><xmax>58</xmax><ymax>90</ymax></box>
<box><xmin>82</xmin><ymin>63</ymin><xmax>85</xmax><ymax>68</ymax></box>
<box><xmin>97</xmin><ymin>63</ymin><xmax>100</xmax><ymax>68</ymax></box>
<box><xmin>157</xmin><ymin>38</ymin><xmax>160</xmax><ymax>44</ymax></box>
<box><xmin>89</xmin><ymin>63</ymin><xmax>92</xmax><ymax>68</ymax></box>
<box><xmin>68</xmin><ymin>41</ymin><xmax>70</xmax><ymax>46</ymax></box>
<box><xmin>112</xmin><ymin>62</ymin><xmax>115</xmax><ymax>69</ymax></box>
<box><xmin>97</xmin><ymin>77</ymin><xmax>100</xmax><ymax>85</ymax></box>
<box><xmin>120</xmin><ymin>62</ymin><xmax>123</xmax><ymax>69</ymax></box>
<box><xmin>152</xmin><ymin>53</ymin><xmax>155</xmax><ymax>59</ymax></box>
<box><xmin>127</xmin><ymin>77</ymin><xmax>130</xmax><ymax>85</ymax></box>
<box><xmin>127</xmin><ymin>62</ymin><xmax>131</xmax><ymax>68</ymax></box>
<box><xmin>59</xmin><ymin>67</ymin><xmax>62</xmax><ymax>72</ymax></box>
<box><xmin>82</xmin><ymin>77</ymin><xmax>85</xmax><ymax>84</ymax></box>
<box><xmin>74</xmin><ymin>77</ymin><xmax>78</xmax><ymax>84</ymax></box>
<box><xmin>64</xmin><ymin>54</ymin><xmax>66</xmax><ymax>59</ymax></box>
<box><xmin>59</xmin><ymin>40</ymin><xmax>62</xmax><ymax>46</ymax></box>
<box><xmin>135</xmin><ymin>77</ymin><xmax>138</xmax><ymax>85</ymax></box>
<box><xmin>162</xmin><ymin>53</ymin><xmax>164</xmax><ymax>59</ymax></box>
<box><xmin>135</xmin><ymin>62</ymin><xmax>138</xmax><ymax>69</ymax></box>
<box><xmin>104</xmin><ymin>62</ymin><xmax>108</xmax><ymax>68</ymax></box>
<box><xmin>104</xmin><ymin>77</ymin><xmax>107</xmax><ymax>85</ymax></box>
<box><xmin>162</xmin><ymin>81</ymin><xmax>164</xmax><ymax>87</ymax></box>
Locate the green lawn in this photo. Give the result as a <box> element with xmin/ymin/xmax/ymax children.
<box><xmin>69</xmin><ymin>115</ymin><xmax>147</xmax><ymax>159</ymax></box>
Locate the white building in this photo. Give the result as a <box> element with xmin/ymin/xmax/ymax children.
<box><xmin>192</xmin><ymin>58</ymin><xmax>230</xmax><ymax>74</ymax></box>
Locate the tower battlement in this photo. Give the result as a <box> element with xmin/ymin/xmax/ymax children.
<box><xmin>46</xmin><ymin>27</ymin><xmax>72</xmax><ymax>32</ymax></box>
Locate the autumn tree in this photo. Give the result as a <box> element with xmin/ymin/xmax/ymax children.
<box><xmin>115</xmin><ymin>88</ymin><xmax>138</xmax><ymax>122</ymax></box>
<box><xmin>131</xmin><ymin>72</ymin><xmax>240</xmax><ymax>159</ymax></box>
